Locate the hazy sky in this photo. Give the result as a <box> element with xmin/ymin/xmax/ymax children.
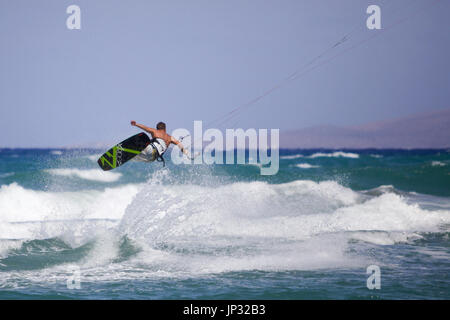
<box><xmin>0</xmin><ymin>0</ymin><xmax>449</xmax><ymax>147</ymax></box>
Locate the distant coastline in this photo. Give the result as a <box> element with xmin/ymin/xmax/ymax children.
<box><xmin>280</xmin><ymin>108</ymin><xmax>450</xmax><ymax>149</ymax></box>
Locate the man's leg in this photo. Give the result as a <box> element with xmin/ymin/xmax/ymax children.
<box><xmin>132</xmin><ymin>145</ymin><xmax>157</xmax><ymax>162</ymax></box>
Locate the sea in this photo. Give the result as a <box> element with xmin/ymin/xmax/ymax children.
<box><xmin>0</xmin><ymin>148</ymin><xmax>449</xmax><ymax>299</ymax></box>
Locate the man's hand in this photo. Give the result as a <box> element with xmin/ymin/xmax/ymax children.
<box><xmin>130</xmin><ymin>121</ymin><xmax>156</xmax><ymax>136</ymax></box>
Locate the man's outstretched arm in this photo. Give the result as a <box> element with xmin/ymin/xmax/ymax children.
<box><xmin>130</xmin><ymin>121</ymin><xmax>156</xmax><ymax>136</ymax></box>
<box><xmin>171</xmin><ymin>136</ymin><xmax>195</xmax><ymax>160</ymax></box>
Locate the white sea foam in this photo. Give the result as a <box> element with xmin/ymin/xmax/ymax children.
<box><xmin>0</xmin><ymin>182</ymin><xmax>140</xmax><ymax>222</ymax></box>
<box><xmin>50</xmin><ymin>150</ymin><xmax>63</xmax><ymax>155</ymax></box>
<box><xmin>308</xmin><ymin>152</ymin><xmax>359</xmax><ymax>159</ymax></box>
<box><xmin>282</xmin><ymin>152</ymin><xmax>358</xmax><ymax>160</ymax></box>
<box><xmin>296</xmin><ymin>163</ymin><xmax>320</xmax><ymax>169</ymax></box>
<box><xmin>116</xmin><ymin>180</ymin><xmax>448</xmax><ymax>241</ymax></box>
<box><xmin>280</xmin><ymin>154</ymin><xmax>304</xmax><ymax>160</ymax></box>
<box><xmin>1</xmin><ymin>178</ymin><xmax>449</xmax><ymax>279</ymax></box>
<box><xmin>112</xmin><ymin>179</ymin><xmax>450</xmax><ymax>274</ymax></box>
<box><xmin>85</xmin><ymin>154</ymin><xmax>102</xmax><ymax>162</ymax></box>
<box><xmin>0</xmin><ymin>240</ymin><xmax>23</xmax><ymax>258</ymax></box>
<box><xmin>350</xmin><ymin>231</ymin><xmax>423</xmax><ymax>245</ymax></box>
<box><xmin>46</xmin><ymin>168</ymin><xmax>122</xmax><ymax>182</ymax></box>
<box><xmin>0</xmin><ymin>172</ymin><xmax>14</xmax><ymax>178</ymax></box>
<box><xmin>0</xmin><ymin>181</ymin><xmax>139</xmax><ymax>253</ymax></box>
<box><xmin>431</xmin><ymin>161</ymin><xmax>446</xmax><ymax>167</ymax></box>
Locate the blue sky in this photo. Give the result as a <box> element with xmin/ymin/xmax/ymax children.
<box><xmin>0</xmin><ymin>0</ymin><xmax>449</xmax><ymax>147</ymax></box>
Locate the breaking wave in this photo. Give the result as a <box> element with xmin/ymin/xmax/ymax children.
<box><xmin>281</xmin><ymin>152</ymin><xmax>359</xmax><ymax>160</ymax></box>
<box><xmin>308</xmin><ymin>152</ymin><xmax>359</xmax><ymax>159</ymax></box>
<box><xmin>46</xmin><ymin>169</ymin><xmax>122</xmax><ymax>183</ymax></box>
<box><xmin>1</xmin><ymin>176</ymin><xmax>449</xmax><ymax>280</ymax></box>
<box><xmin>280</xmin><ymin>154</ymin><xmax>304</xmax><ymax>160</ymax></box>
<box><xmin>296</xmin><ymin>163</ymin><xmax>320</xmax><ymax>169</ymax></box>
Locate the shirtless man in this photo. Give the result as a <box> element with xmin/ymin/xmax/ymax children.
<box><xmin>130</xmin><ymin>121</ymin><xmax>192</xmax><ymax>162</ymax></box>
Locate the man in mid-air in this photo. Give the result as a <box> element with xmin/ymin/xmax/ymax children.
<box><xmin>130</xmin><ymin>120</ymin><xmax>192</xmax><ymax>163</ymax></box>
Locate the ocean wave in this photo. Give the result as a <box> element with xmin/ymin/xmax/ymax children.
<box><xmin>0</xmin><ymin>182</ymin><xmax>140</xmax><ymax>231</ymax></box>
<box><xmin>119</xmin><ymin>181</ymin><xmax>449</xmax><ymax>243</ymax></box>
<box><xmin>280</xmin><ymin>154</ymin><xmax>304</xmax><ymax>160</ymax></box>
<box><xmin>50</xmin><ymin>150</ymin><xmax>63</xmax><ymax>156</ymax></box>
<box><xmin>85</xmin><ymin>154</ymin><xmax>102</xmax><ymax>162</ymax></box>
<box><xmin>282</xmin><ymin>152</ymin><xmax>359</xmax><ymax>160</ymax></box>
<box><xmin>0</xmin><ymin>240</ymin><xmax>23</xmax><ymax>259</ymax></box>
<box><xmin>431</xmin><ymin>161</ymin><xmax>446</xmax><ymax>167</ymax></box>
<box><xmin>415</xmin><ymin>247</ymin><xmax>450</xmax><ymax>260</ymax></box>
<box><xmin>0</xmin><ymin>173</ymin><xmax>14</xmax><ymax>179</ymax></box>
<box><xmin>46</xmin><ymin>169</ymin><xmax>122</xmax><ymax>182</ymax></box>
<box><xmin>110</xmin><ymin>180</ymin><xmax>448</xmax><ymax>274</ymax></box>
<box><xmin>308</xmin><ymin>152</ymin><xmax>359</xmax><ymax>159</ymax></box>
<box><xmin>361</xmin><ymin>185</ymin><xmax>406</xmax><ymax>197</ymax></box>
<box><xmin>295</xmin><ymin>163</ymin><xmax>320</xmax><ymax>169</ymax></box>
<box><xmin>350</xmin><ymin>231</ymin><xmax>423</xmax><ymax>245</ymax></box>
<box><xmin>1</xmin><ymin>178</ymin><xmax>449</xmax><ymax>277</ymax></box>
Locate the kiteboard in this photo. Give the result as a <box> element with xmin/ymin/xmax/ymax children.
<box><xmin>97</xmin><ymin>132</ymin><xmax>151</xmax><ymax>171</ymax></box>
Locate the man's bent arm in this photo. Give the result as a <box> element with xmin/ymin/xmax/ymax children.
<box><xmin>131</xmin><ymin>121</ymin><xmax>156</xmax><ymax>136</ymax></box>
<box><xmin>171</xmin><ymin>136</ymin><xmax>193</xmax><ymax>159</ymax></box>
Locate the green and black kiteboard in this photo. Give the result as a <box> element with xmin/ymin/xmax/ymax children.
<box><xmin>97</xmin><ymin>132</ymin><xmax>151</xmax><ymax>171</ymax></box>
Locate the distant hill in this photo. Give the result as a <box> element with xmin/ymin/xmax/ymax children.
<box><xmin>280</xmin><ymin>108</ymin><xmax>450</xmax><ymax>149</ymax></box>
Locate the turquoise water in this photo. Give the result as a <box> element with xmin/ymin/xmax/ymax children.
<box><xmin>0</xmin><ymin>148</ymin><xmax>449</xmax><ymax>299</ymax></box>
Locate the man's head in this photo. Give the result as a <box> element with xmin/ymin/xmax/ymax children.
<box><xmin>156</xmin><ymin>122</ymin><xmax>166</xmax><ymax>131</ymax></box>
